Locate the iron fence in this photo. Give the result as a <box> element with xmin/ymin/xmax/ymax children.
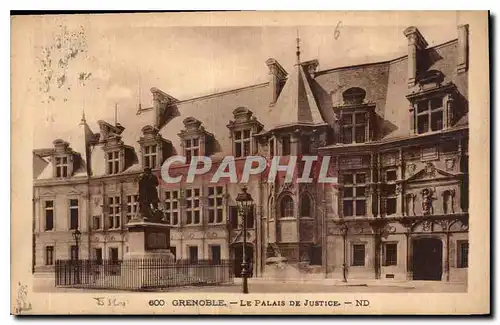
<box><xmin>55</xmin><ymin>259</ymin><xmax>234</xmax><ymax>291</ymax></box>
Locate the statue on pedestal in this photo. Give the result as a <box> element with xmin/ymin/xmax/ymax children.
<box><xmin>138</xmin><ymin>167</ymin><xmax>163</xmax><ymax>222</ymax></box>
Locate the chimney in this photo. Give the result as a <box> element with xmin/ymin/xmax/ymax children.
<box><xmin>266</xmin><ymin>58</ymin><xmax>288</xmax><ymax>106</ymax></box>
<box><xmin>457</xmin><ymin>24</ymin><xmax>469</xmax><ymax>74</ymax></box>
<box><xmin>403</xmin><ymin>26</ymin><xmax>428</xmax><ymax>87</ymax></box>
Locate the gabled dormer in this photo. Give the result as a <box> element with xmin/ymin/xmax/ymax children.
<box><xmin>51</xmin><ymin>139</ymin><xmax>81</xmax><ymax>178</ymax></box>
<box><xmin>227</xmin><ymin>107</ymin><xmax>263</xmax><ymax>158</ymax></box>
<box><xmin>97</xmin><ymin>120</ymin><xmax>132</xmax><ymax>175</ymax></box>
<box><xmin>333</xmin><ymin>87</ymin><xmax>375</xmax><ymax>144</ymax></box>
<box><xmin>178</xmin><ymin>117</ymin><xmax>215</xmax><ymax>162</ymax></box>
<box><xmin>138</xmin><ymin>125</ymin><xmax>173</xmax><ymax>169</ymax></box>
<box><xmin>406</xmin><ymin>71</ymin><xmax>461</xmax><ymax>135</ymax></box>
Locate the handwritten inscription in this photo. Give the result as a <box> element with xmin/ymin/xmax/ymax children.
<box><xmin>334</xmin><ymin>21</ymin><xmax>342</xmax><ymax>40</ymax></box>
<box><xmin>94</xmin><ymin>297</ymin><xmax>128</xmax><ymax>307</ymax></box>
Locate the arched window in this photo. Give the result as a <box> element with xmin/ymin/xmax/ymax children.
<box><xmin>300</xmin><ymin>194</ymin><xmax>312</xmax><ymax>217</ymax></box>
<box><xmin>342</xmin><ymin>87</ymin><xmax>366</xmax><ymax>105</ymax></box>
<box><xmin>280</xmin><ymin>195</ymin><xmax>294</xmax><ymax>218</ymax></box>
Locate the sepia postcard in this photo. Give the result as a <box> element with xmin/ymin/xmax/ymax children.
<box><xmin>11</xmin><ymin>11</ymin><xmax>490</xmax><ymax>315</ymax></box>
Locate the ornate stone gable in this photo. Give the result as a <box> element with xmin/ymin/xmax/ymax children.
<box><xmin>405</xmin><ymin>162</ymin><xmax>457</xmax><ymax>182</ymax></box>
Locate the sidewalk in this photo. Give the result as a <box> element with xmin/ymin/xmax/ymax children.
<box><xmin>234</xmin><ymin>277</ymin><xmax>467</xmax><ymax>289</ymax></box>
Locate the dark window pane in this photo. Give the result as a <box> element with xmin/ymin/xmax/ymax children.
<box><xmin>45</xmin><ymin>210</ymin><xmax>54</xmax><ymax>230</ymax></box>
<box><xmin>282</xmin><ymin>136</ymin><xmax>291</xmax><ymax>155</ymax></box>
<box><xmin>386</xmin><ymin>198</ymin><xmax>397</xmax><ymax>215</ymax></box>
<box><xmin>385</xmin><ymin>184</ymin><xmax>396</xmax><ymax>195</ymax></box>
<box><xmin>386</xmin><ymin>170</ymin><xmax>397</xmax><ymax>182</ymax></box>
<box><xmin>342</xmin><ymin>114</ymin><xmax>353</xmax><ymax>124</ymax></box>
<box><xmin>355</xmin><ymin>200</ymin><xmax>366</xmax><ymax>216</ymax></box>
<box><xmin>431</xmin><ymin>111</ymin><xmax>443</xmax><ymax>131</ymax></box>
<box><xmin>355</xmin><ymin>186</ymin><xmax>366</xmax><ymax>197</ymax></box>
<box><xmin>430</xmin><ymin>97</ymin><xmax>443</xmax><ymax>110</ymax></box>
<box><xmin>343</xmin><ymin>187</ymin><xmax>354</xmax><ymax>198</ymax></box>
<box><xmin>417</xmin><ymin>114</ymin><xmax>429</xmax><ymax>134</ymax></box>
<box><xmin>243</xmin><ymin>130</ymin><xmax>250</xmax><ymax>139</ymax></box>
<box><xmin>185</xmin><ymin>139</ymin><xmax>192</xmax><ymax>148</ymax></box>
<box><xmin>216</xmin><ymin>209</ymin><xmax>223</xmax><ymax>223</ymax></box>
<box><xmin>343</xmin><ymin>200</ymin><xmax>353</xmax><ymax>217</ymax></box>
<box><xmin>208</xmin><ymin>187</ymin><xmax>214</xmax><ymax>196</ymax></box>
<box><xmin>343</xmin><ymin>174</ymin><xmax>353</xmax><ymax>184</ymax></box>
<box><xmin>208</xmin><ymin>210</ymin><xmax>215</xmax><ymax>223</ymax></box>
<box><xmin>45</xmin><ymin>201</ymin><xmax>53</xmax><ymax>208</ymax></box>
<box><xmin>417</xmin><ymin>100</ymin><xmax>428</xmax><ymax>113</ymax></box>
<box><xmin>355</xmin><ymin>174</ymin><xmax>366</xmax><ymax>184</ymax></box>
<box><xmin>342</xmin><ymin>127</ymin><xmax>353</xmax><ymax>144</ymax></box>
<box><xmin>243</xmin><ymin>141</ymin><xmax>250</xmax><ymax>156</ymax></box>
<box><xmin>192</xmin><ymin>138</ymin><xmax>199</xmax><ymax>146</ymax></box>
<box><xmin>186</xmin><ymin>211</ymin><xmax>192</xmax><ymax>224</ymax></box>
<box><xmin>384</xmin><ymin>243</ymin><xmax>397</xmax><ymax>266</ymax></box>
<box><xmin>352</xmin><ymin>244</ymin><xmax>365</xmax><ymax>266</ymax></box>
<box><xmin>355</xmin><ymin>126</ymin><xmax>366</xmax><ymax>143</ymax></box>
<box><xmin>235</xmin><ymin>143</ymin><xmax>242</xmax><ymax>157</ymax></box>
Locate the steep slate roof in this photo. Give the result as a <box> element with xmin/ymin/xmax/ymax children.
<box><xmin>269</xmin><ymin>63</ymin><xmax>324</xmax><ymax>128</ymax></box>
<box><xmin>34</xmin><ymin>30</ymin><xmax>468</xmax><ymax>180</ymax></box>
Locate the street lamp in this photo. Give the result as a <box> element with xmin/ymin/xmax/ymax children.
<box><xmin>340</xmin><ymin>222</ymin><xmax>348</xmax><ymax>283</ymax></box>
<box><xmin>236</xmin><ymin>186</ymin><xmax>253</xmax><ymax>294</ymax></box>
<box><xmin>72</xmin><ymin>228</ymin><xmax>81</xmax><ymax>284</ymax></box>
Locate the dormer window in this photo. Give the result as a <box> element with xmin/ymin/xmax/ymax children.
<box><xmin>234</xmin><ymin>129</ymin><xmax>251</xmax><ymax>158</ymax></box>
<box><xmin>333</xmin><ymin>88</ymin><xmax>375</xmax><ymax>144</ymax></box>
<box><xmin>185</xmin><ymin>138</ymin><xmax>200</xmax><ymax>162</ymax></box>
<box><xmin>143</xmin><ymin>144</ymin><xmax>157</xmax><ymax>169</ymax></box>
<box><xmin>51</xmin><ymin>139</ymin><xmax>76</xmax><ymax>178</ymax></box>
<box><xmin>139</xmin><ymin>125</ymin><xmax>172</xmax><ymax>170</ymax></box>
<box><xmin>107</xmin><ymin>150</ymin><xmax>121</xmax><ymax>175</ymax></box>
<box><xmin>227</xmin><ymin>107</ymin><xmax>263</xmax><ymax>158</ymax></box>
<box><xmin>407</xmin><ymin>73</ymin><xmax>461</xmax><ymax>135</ymax></box>
<box><xmin>55</xmin><ymin>156</ymin><xmax>68</xmax><ymax>177</ymax></box>
<box><xmin>178</xmin><ymin>117</ymin><xmax>214</xmax><ymax>162</ymax></box>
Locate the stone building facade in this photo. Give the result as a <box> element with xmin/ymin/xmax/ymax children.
<box><xmin>33</xmin><ymin>25</ymin><xmax>469</xmax><ymax>282</ymax></box>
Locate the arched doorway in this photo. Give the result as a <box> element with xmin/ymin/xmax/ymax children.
<box><xmin>412</xmin><ymin>238</ymin><xmax>443</xmax><ymax>280</ymax></box>
<box><xmin>232</xmin><ymin>243</ymin><xmax>254</xmax><ymax>278</ymax></box>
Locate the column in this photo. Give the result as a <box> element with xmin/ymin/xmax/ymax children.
<box><xmin>405</xmin><ymin>231</ymin><xmax>412</xmax><ymax>280</ymax></box>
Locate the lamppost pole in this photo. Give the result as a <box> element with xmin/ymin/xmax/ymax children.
<box><xmin>340</xmin><ymin>222</ymin><xmax>348</xmax><ymax>283</ymax></box>
<box><xmin>72</xmin><ymin>228</ymin><xmax>82</xmax><ymax>284</ymax></box>
<box><xmin>236</xmin><ymin>186</ymin><xmax>253</xmax><ymax>294</ymax></box>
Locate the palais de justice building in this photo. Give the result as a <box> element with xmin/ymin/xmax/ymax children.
<box><xmin>33</xmin><ymin>25</ymin><xmax>469</xmax><ymax>282</ymax></box>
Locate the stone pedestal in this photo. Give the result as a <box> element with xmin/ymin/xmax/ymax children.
<box><xmin>123</xmin><ymin>219</ymin><xmax>175</xmax><ymax>289</ymax></box>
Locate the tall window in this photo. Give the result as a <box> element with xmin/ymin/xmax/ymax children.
<box><xmin>189</xmin><ymin>246</ymin><xmax>198</xmax><ymax>264</ymax></box>
<box><xmin>143</xmin><ymin>145</ymin><xmax>157</xmax><ymax>169</ymax></box>
<box><xmin>300</xmin><ymin>194</ymin><xmax>312</xmax><ymax>218</ymax></box>
<box><xmin>185</xmin><ymin>188</ymin><xmax>201</xmax><ymax>225</ymax></box>
<box><xmin>342</xmin><ymin>172</ymin><xmax>367</xmax><ymax>217</ymax></box>
<box><xmin>342</xmin><ymin>112</ymin><xmax>367</xmax><ymax>144</ymax></box>
<box><xmin>457</xmin><ymin>241</ymin><xmax>469</xmax><ymax>268</ymax></box>
<box><xmin>44</xmin><ymin>200</ymin><xmax>54</xmax><ymax>231</ymax></box>
<box><xmin>351</xmin><ymin>244</ymin><xmax>366</xmax><ymax>266</ymax></box>
<box><xmin>234</xmin><ymin>129</ymin><xmax>251</xmax><ymax>158</ymax></box>
<box><xmin>107</xmin><ymin>150</ymin><xmax>120</xmax><ymax>174</ymax></box>
<box><xmin>55</xmin><ymin>156</ymin><xmax>68</xmax><ymax>177</ymax></box>
<box><xmin>208</xmin><ymin>186</ymin><xmax>224</xmax><ymax>224</ymax></box>
<box><xmin>229</xmin><ymin>206</ymin><xmax>238</xmax><ymax>229</ymax></box>
<box><xmin>108</xmin><ymin>196</ymin><xmax>121</xmax><ymax>229</ymax></box>
<box><xmin>164</xmin><ymin>190</ymin><xmax>179</xmax><ymax>226</ymax></box>
<box><xmin>45</xmin><ymin>246</ymin><xmax>54</xmax><ymax>265</ymax></box>
<box><xmin>244</xmin><ymin>205</ymin><xmax>255</xmax><ymax>228</ymax></box>
<box><xmin>280</xmin><ymin>195</ymin><xmax>294</xmax><ymax>218</ymax></box>
<box><xmin>383</xmin><ymin>243</ymin><xmax>398</xmax><ymax>266</ymax></box>
<box><xmin>69</xmin><ymin>199</ymin><xmax>79</xmax><ymax>230</ymax></box>
<box><xmin>384</xmin><ymin>169</ymin><xmax>398</xmax><ymax>216</ymax></box>
<box><xmin>126</xmin><ymin>195</ymin><xmax>139</xmax><ymax>223</ymax></box>
<box><xmin>210</xmin><ymin>245</ymin><xmax>222</xmax><ymax>265</ymax></box>
<box><xmin>282</xmin><ymin>135</ymin><xmax>291</xmax><ymax>156</ymax></box>
<box><xmin>92</xmin><ymin>215</ymin><xmax>101</xmax><ymax>230</ymax></box>
<box><xmin>184</xmin><ymin>138</ymin><xmax>200</xmax><ymax>163</ymax></box>
<box><xmin>269</xmin><ymin>138</ymin><xmax>275</xmax><ymax>157</ymax></box>
<box><xmin>416</xmin><ymin>97</ymin><xmax>444</xmax><ymax>134</ymax></box>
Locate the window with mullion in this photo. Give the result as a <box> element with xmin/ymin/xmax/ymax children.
<box><xmin>126</xmin><ymin>194</ymin><xmax>139</xmax><ymax>223</ymax></box>
<box><xmin>143</xmin><ymin>144</ymin><xmax>158</xmax><ymax>169</ymax></box>
<box><xmin>108</xmin><ymin>196</ymin><xmax>121</xmax><ymax>229</ymax></box>
<box><xmin>185</xmin><ymin>138</ymin><xmax>200</xmax><ymax>163</ymax></box>
<box><xmin>44</xmin><ymin>200</ymin><xmax>54</xmax><ymax>231</ymax></box>
<box><xmin>107</xmin><ymin>150</ymin><xmax>121</xmax><ymax>174</ymax></box>
<box><xmin>164</xmin><ymin>190</ymin><xmax>179</xmax><ymax>226</ymax></box>
<box><xmin>55</xmin><ymin>156</ymin><xmax>69</xmax><ymax>177</ymax></box>
<box><xmin>208</xmin><ymin>186</ymin><xmax>224</xmax><ymax>224</ymax></box>
<box><xmin>342</xmin><ymin>112</ymin><xmax>367</xmax><ymax>144</ymax></box>
<box><xmin>185</xmin><ymin>188</ymin><xmax>201</xmax><ymax>225</ymax></box>
<box><xmin>342</xmin><ymin>172</ymin><xmax>367</xmax><ymax>217</ymax></box>
<box><xmin>416</xmin><ymin>97</ymin><xmax>444</xmax><ymax>134</ymax></box>
<box><xmin>234</xmin><ymin>129</ymin><xmax>251</xmax><ymax>158</ymax></box>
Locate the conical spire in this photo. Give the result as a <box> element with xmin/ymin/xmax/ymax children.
<box><xmin>296</xmin><ymin>31</ymin><xmax>301</xmax><ymax>65</ymax></box>
<box><xmin>79</xmin><ymin>109</ymin><xmax>87</xmax><ymax>125</ymax></box>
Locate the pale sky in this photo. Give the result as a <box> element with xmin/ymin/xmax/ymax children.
<box><xmin>15</xmin><ymin>12</ymin><xmax>466</xmax><ymax>149</ymax></box>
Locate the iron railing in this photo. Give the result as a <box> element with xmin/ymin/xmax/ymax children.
<box><xmin>55</xmin><ymin>259</ymin><xmax>234</xmax><ymax>291</ymax></box>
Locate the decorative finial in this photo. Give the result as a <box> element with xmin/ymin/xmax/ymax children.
<box><xmin>296</xmin><ymin>29</ymin><xmax>301</xmax><ymax>64</ymax></box>
<box><xmin>114</xmin><ymin>103</ymin><xmax>118</xmax><ymax>126</ymax></box>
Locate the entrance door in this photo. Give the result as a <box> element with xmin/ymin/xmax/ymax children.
<box><xmin>232</xmin><ymin>244</ymin><xmax>254</xmax><ymax>278</ymax></box>
<box><xmin>412</xmin><ymin>238</ymin><xmax>443</xmax><ymax>280</ymax></box>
